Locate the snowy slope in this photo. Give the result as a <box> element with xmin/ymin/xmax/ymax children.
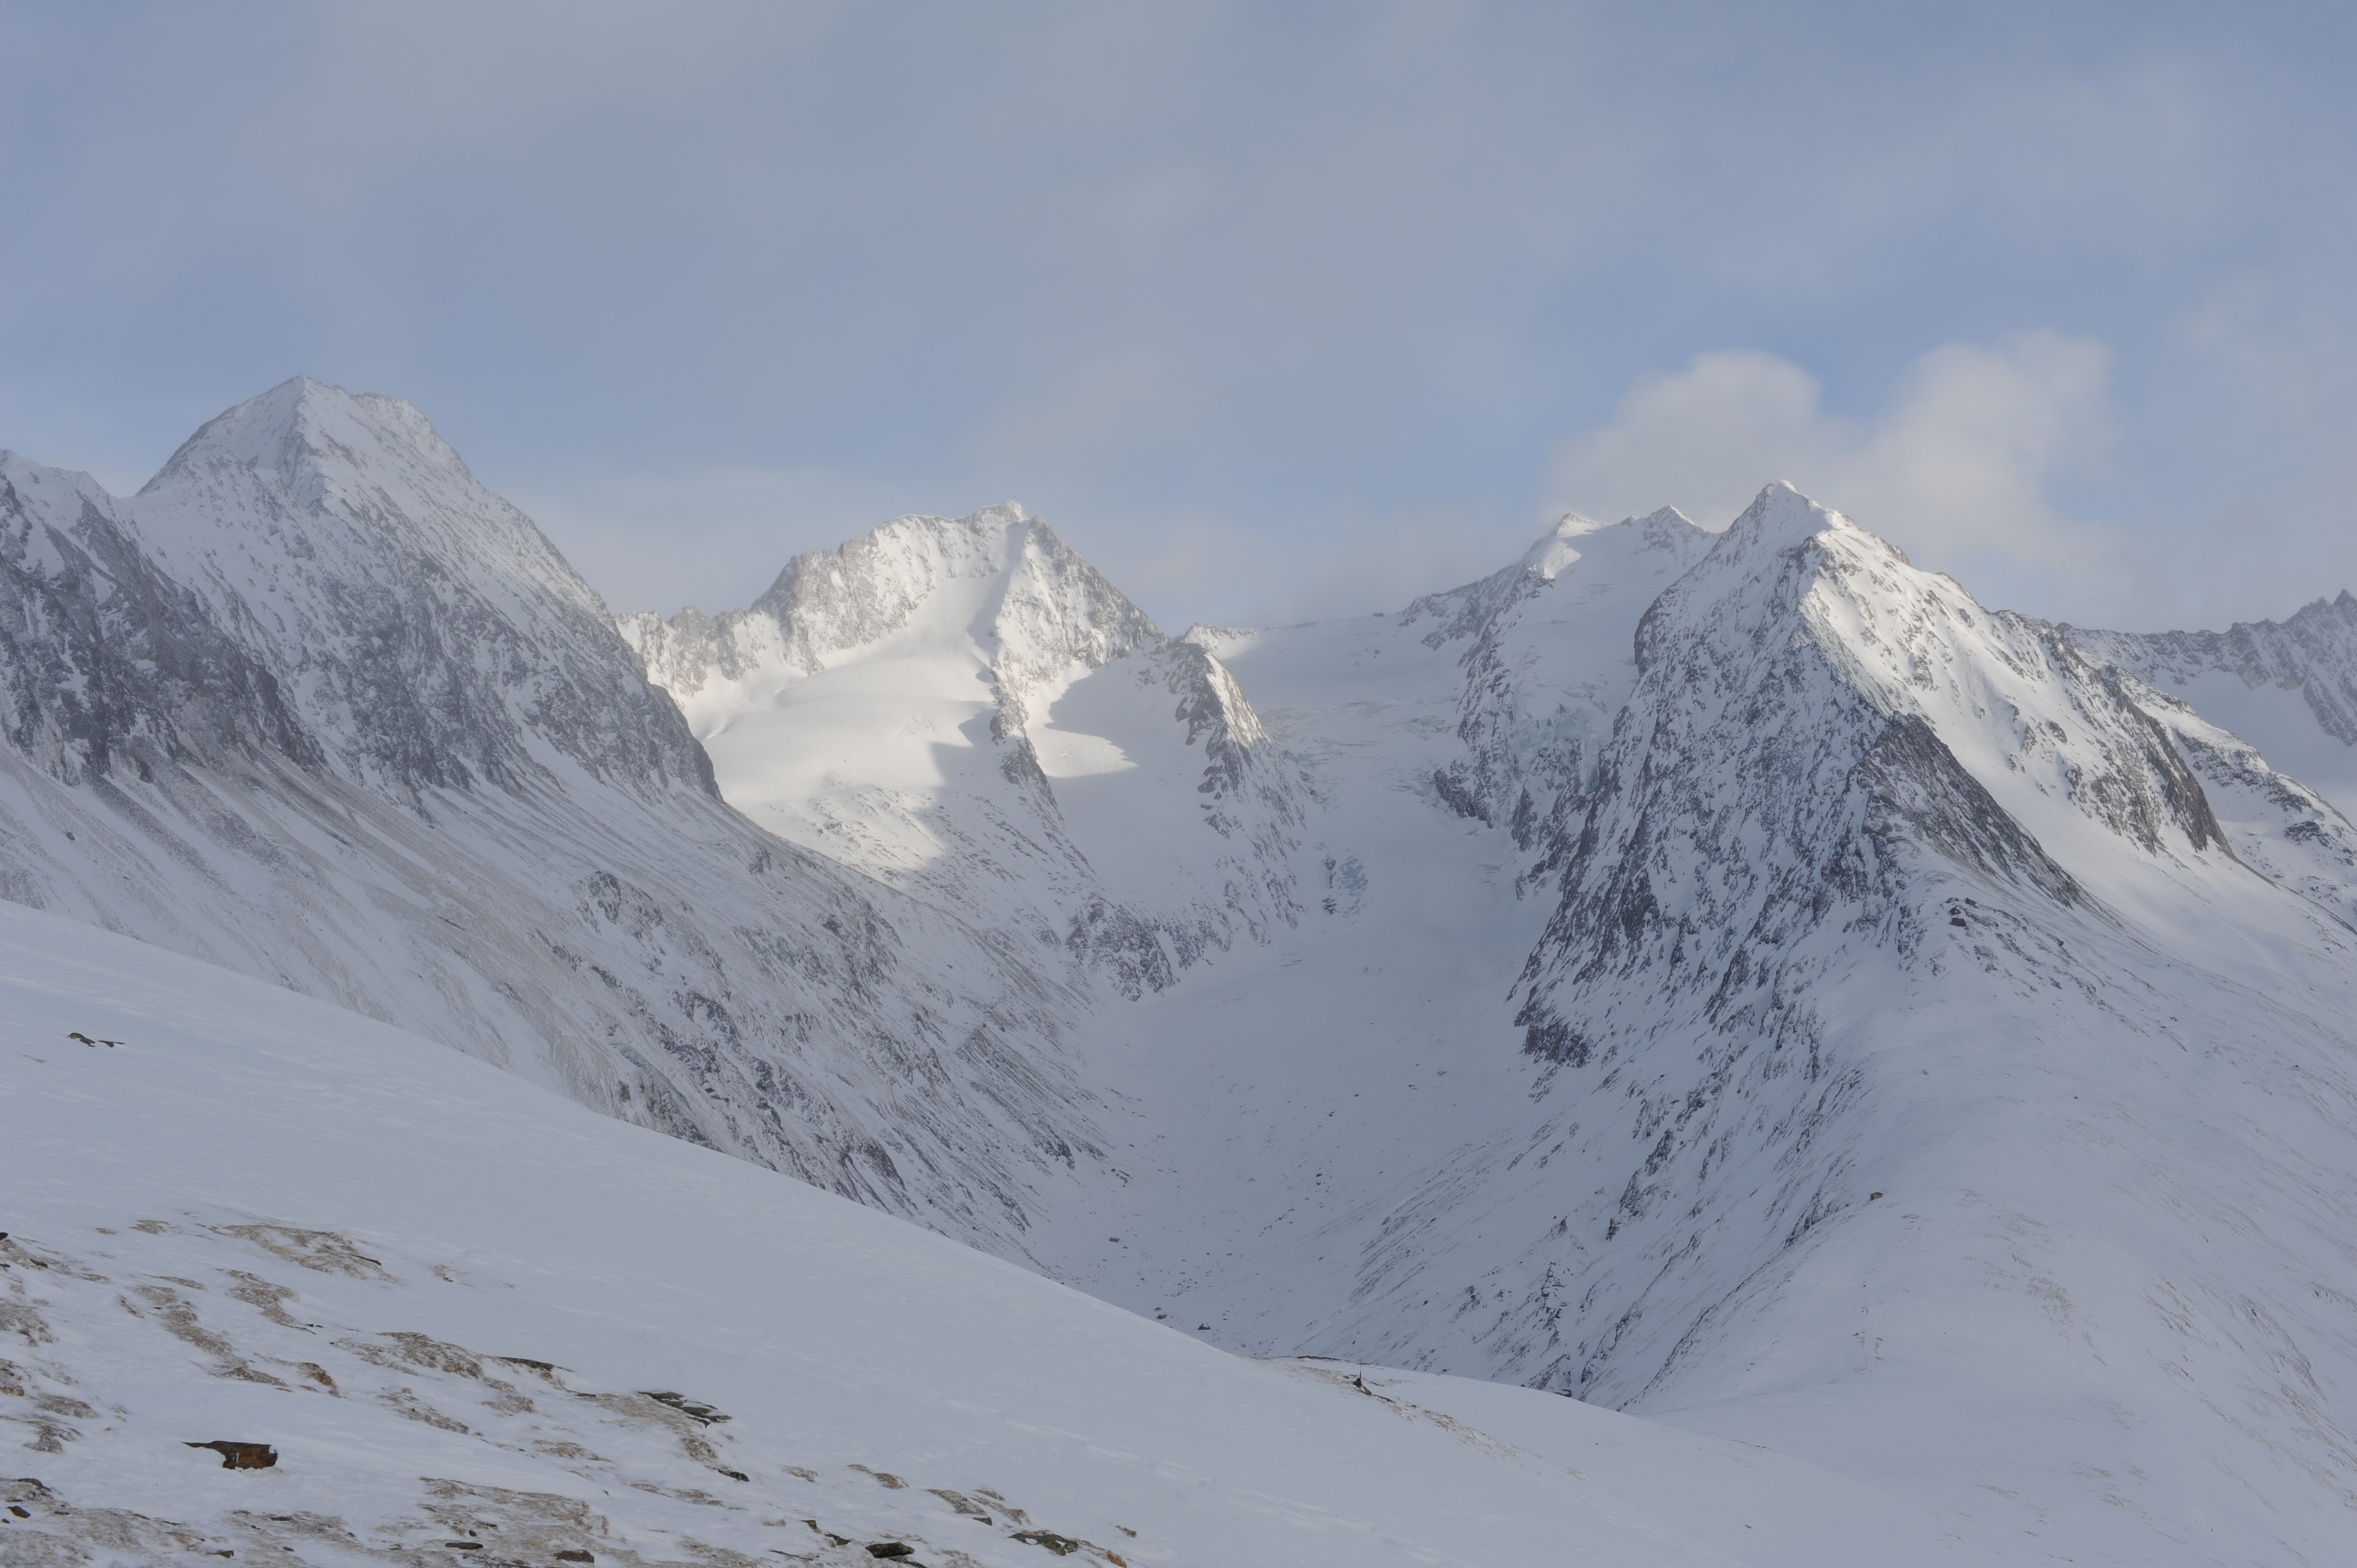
<box><xmin>0</xmin><ymin>384</ymin><xmax>1112</xmax><ymax>1258</ymax></box>
<box><xmin>618</xmin><ymin>507</ymin><xmax>1304</xmax><ymax>998</ymax></box>
<box><xmin>1025</xmin><ymin>508</ymin><xmax>1717</xmax><ymax>1329</ymax></box>
<box><xmin>0</xmin><ymin>898</ymin><xmax>1953</xmax><ymax>1568</ymax></box>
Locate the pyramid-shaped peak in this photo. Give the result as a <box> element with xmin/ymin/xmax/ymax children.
<box><xmin>141</xmin><ymin>376</ymin><xmax>471</xmax><ymax>504</ymax></box>
<box><xmin>1722</xmin><ymin>481</ymin><xmax>1854</xmax><ymax>553</ymax></box>
<box><xmin>1632</xmin><ymin>482</ymin><xmax>1902</xmax><ymax>674</ymax></box>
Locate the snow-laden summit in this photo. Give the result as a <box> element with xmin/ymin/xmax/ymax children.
<box><xmin>628</xmin><ymin>503</ymin><xmax>1159</xmax><ymax>712</ymax></box>
<box><xmin>148</xmin><ymin>376</ymin><xmax>476</xmax><ymax>516</ymax></box>
<box><xmin>620</xmin><ymin>504</ymin><xmax>1304</xmax><ymax>997</ymax></box>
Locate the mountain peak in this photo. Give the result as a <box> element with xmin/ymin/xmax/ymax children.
<box><xmin>1723</xmin><ymin>480</ymin><xmax>1851</xmax><ymax>552</ymax></box>
<box><xmin>1522</xmin><ymin>512</ymin><xmax>1605</xmax><ymax>580</ymax></box>
<box><xmin>141</xmin><ymin>376</ymin><xmax>470</xmax><ymax>507</ymax></box>
<box><xmin>1521</xmin><ymin>504</ymin><xmax>1708</xmax><ymax>581</ymax></box>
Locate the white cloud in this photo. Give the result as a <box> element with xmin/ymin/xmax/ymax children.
<box><xmin>1547</xmin><ymin>332</ymin><xmax>2123</xmax><ymax>615</ymax></box>
<box><xmin>1547</xmin><ymin>351</ymin><xmax>1847</xmax><ymax>533</ymax></box>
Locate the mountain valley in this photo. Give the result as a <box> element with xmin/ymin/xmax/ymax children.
<box><xmin>9</xmin><ymin>379</ymin><xmax>2357</xmax><ymax>1562</ymax></box>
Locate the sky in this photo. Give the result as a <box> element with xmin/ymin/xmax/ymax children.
<box><xmin>3</xmin><ymin>2</ymin><xmax>2354</xmax><ymax>633</ymax></box>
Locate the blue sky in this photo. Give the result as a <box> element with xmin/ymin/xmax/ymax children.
<box><xmin>4</xmin><ymin>2</ymin><xmax>2353</xmax><ymax>631</ymax></box>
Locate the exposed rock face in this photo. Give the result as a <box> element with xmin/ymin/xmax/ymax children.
<box><xmin>0</xmin><ymin>380</ymin><xmax>1108</xmax><ymax>1256</ymax></box>
<box><xmin>0</xmin><ymin>458</ymin><xmax>319</xmax><ymax>789</ymax></box>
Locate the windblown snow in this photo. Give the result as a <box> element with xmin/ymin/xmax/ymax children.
<box><xmin>9</xmin><ymin>380</ymin><xmax>2357</xmax><ymax>1564</ymax></box>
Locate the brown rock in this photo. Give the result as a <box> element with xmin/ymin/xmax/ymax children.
<box><xmin>185</xmin><ymin>1441</ymin><xmax>279</xmax><ymax>1469</ymax></box>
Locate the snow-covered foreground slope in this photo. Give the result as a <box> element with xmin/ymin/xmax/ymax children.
<box><xmin>0</xmin><ymin>382</ymin><xmax>1110</xmax><ymax>1257</ymax></box>
<box><xmin>0</xmin><ymin>898</ymin><xmax>1956</xmax><ymax>1568</ymax></box>
<box><xmin>619</xmin><ymin>508</ymin><xmax>1303</xmax><ymax>998</ymax></box>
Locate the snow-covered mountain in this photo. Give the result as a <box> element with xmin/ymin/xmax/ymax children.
<box><xmin>0</xmin><ymin>381</ymin><xmax>1112</xmax><ymax>1257</ymax></box>
<box><xmin>0</xmin><ymin>896</ymin><xmax>1949</xmax><ymax>1568</ymax></box>
<box><xmin>613</xmin><ymin>484</ymin><xmax>2357</xmax><ymax>1552</ymax></box>
<box><xmin>618</xmin><ymin>506</ymin><xmax>1305</xmax><ymax>999</ymax></box>
<box><xmin>13</xmin><ymin>381</ymin><xmax>2357</xmax><ymax>1560</ymax></box>
<box><xmin>997</xmin><ymin>489</ymin><xmax>2357</xmax><ymax>1560</ymax></box>
<box><xmin>1486</xmin><ymin>488</ymin><xmax>2357</xmax><ymax>1533</ymax></box>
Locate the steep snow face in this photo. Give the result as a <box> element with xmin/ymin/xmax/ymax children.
<box><xmin>0</xmin><ymin>385</ymin><xmax>1113</xmax><ymax>1257</ymax></box>
<box><xmin>2071</xmin><ymin>591</ymin><xmax>2357</xmax><ymax>819</ymax></box>
<box><xmin>0</xmin><ymin>898</ymin><xmax>1958</xmax><ymax>1568</ymax></box>
<box><xmin>619</xmin><ymin>507</ymin><xmax>1304</xmax><ymax>997</ymax></box>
